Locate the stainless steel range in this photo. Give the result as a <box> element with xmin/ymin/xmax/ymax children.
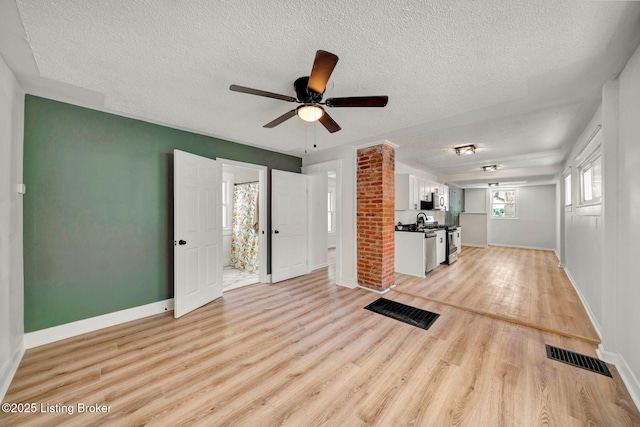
<box><xmin>439</xmin><ymin>225</ymin><xmax>458</xmax><ymax>264</ymax></box>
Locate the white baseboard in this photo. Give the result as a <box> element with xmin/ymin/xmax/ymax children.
<box><xmin>461</xmin><ymin>243</ymin><xmax>488</xmax><ymax>248</ymax></box>
<box><xmin>597</xmin><ymin>345</ymin><xmax>640</xmax><ymax>412</ymax></box>
<box><xmin>356</xmin><ymin>284</ymin><xmax>395</xmax><ymax>295</ymax></box>
<box><xmin>488</xmin><ymin>243</ymin><xmax>554</xmax><ymax>251</ymax></box>
<box><xmin>309</xmin><ymin>262</ymin><xmax>329</xmax><ymax>272</ymax></box>
<box><xmin>563</xmin><ymin>267</ymin><xmax>602</xmax><ymax>339</ymax></box>
<box><xmin>24</xmin><ymin>299</ymin><xmax>174</xmax><ymax>349</ymax></box>
<box><xmin>0</xmin><ymin>340</ymin><xmax>25</xmax><ymax>402</ymax></box>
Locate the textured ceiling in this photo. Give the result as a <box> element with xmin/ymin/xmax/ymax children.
<box><xmin>3</xmin><ymin>0</ymin><xmax>640</xmax><ymax>187</ymax></box>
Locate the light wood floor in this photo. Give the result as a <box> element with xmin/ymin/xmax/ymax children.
<box><xmin>394</xmin><ymin>246</ymin><xmax>600</xmax><ymax>343</ymax></box>
<box><xmin>3</xmin><ymin>246</ymin><xmax>638</xmax><ymax>426</ymax></box>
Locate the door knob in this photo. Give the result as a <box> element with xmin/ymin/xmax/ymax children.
<box><xmin>274</xmin><ymin>230</ymin><xmax>279</xmax><ymax>234</ymax></box>
<box><xmin>178</xmin><ymin>240</ymin><xmax>187</xmax><ymax>245</ymax></box>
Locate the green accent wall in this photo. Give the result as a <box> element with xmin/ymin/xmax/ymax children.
<box><xmin>23</xmin><ymin>95</ymin><xmax>301</xmax><ymax>332</ymax></box>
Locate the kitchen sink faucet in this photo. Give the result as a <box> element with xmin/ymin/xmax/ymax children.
<box><xmin>416</xmin><ymin>212</ymin><xmax>428</xmax><ymax>228</ymax></box>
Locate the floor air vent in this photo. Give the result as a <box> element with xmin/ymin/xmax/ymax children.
<box><xmin>545</xmin><ymin>344</ymin><xmax>611</xmax><ymax>377</ymax></box>
<box><xmin>364</xmin><ymin>298</ymin><xmax>439</xmax><ymax>331</ymax></box>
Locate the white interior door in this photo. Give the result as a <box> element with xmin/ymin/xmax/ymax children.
<box><xmin>174</xmin><ymin>149</ymin><xmax>222</xmax><ymax>318</ymax></box>
<box><xmin>271</xmin><ymin>170</ymin><xmax>308</xmax><ymax>283</ymax></box>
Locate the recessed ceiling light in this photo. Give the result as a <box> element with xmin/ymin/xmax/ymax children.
<box><xmin>482</xmin><ymin>165</ymin><xmax>497</xmax><ymax>172</ymax></box>
<box><xmin>454</xmin><ymin>144</ymin><xmax>476</xmax><ymax>156</ymax></box>
<box><xmin>488</xmin><ymin>182</ymin><xmax>499</xmax><ymax>187</ymax></box>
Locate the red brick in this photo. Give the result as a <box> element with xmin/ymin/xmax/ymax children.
<box><xmin>356</xmin><ymin>144</ymin><xmax>395</xmax><ymax>291</ymax></box>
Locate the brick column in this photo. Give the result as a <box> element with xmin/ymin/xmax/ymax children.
<box><xmin>357</xmin><ymin>143</ymin><xmax>395</xmax><ymax>291</ymax></box>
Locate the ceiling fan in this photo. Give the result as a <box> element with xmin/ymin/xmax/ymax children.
<box><xmin>229</xmin><ymin>50</ymin><xmax>388</xmax><ymax>133</ymax></box>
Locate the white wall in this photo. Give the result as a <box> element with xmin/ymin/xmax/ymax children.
<box><xmin>560</xmin><ymin>42</ymin><xmax>640</xmax><ymax>408</ymax></box>
<box><xmin>395</xmin><ymin>162</ymin><xmax>438</xmax><ymax>181</ymax></box>
<box><xmin>459</xmin><ymin>213</ymin><xmax>488</xmax><ymax>247</ymax></box>
<box><xmin>303</xmin><ymin>145</ymin><xmax>357</xmax><ymax>287</ymax></box>
<box><xmin>328</xmin><ymin>175</ymin><xmax>336</xmax><ymax>248</ymax></box>
<box><xmin>563</xmin><ymin>108</ymin><xmax>604</xmax><ymax>327</ymax></box>
<box><xmin>594</xmin><ymin>43</ymin><xmax>640</xmax><ymax>407</ymax></box>
<box><xmin>307</xmin><ymin>173</ymin><xmax>328</xmax><ymax>270</ymax></box>
<box><xmin>464</xmin><ymin>188</ymin><xmax>487</xmax><ymax>213</ymax></box>
<box><xmin>464</xmin><ymin>186</ymin><xmax>556</xmax><ymax>250</ymax></box>
<box><xmin>0</xmin><ymin>54</ymin><xmax>25</xmax><ymax>400</ymax></box>
<box><xmin>488</xmin><ymin>185</ymin><xmax>556</xmax><ymax>250</ymax></box>
<box><xmin>614</xmin><ymin>41</ymin><xmax>640</xmax><ymax>406</ymax></box>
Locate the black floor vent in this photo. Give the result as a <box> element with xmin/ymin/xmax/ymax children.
<box><xmin>545</xmin><ymin>344</ymin><xmax>612</xmax><ymax>377</ymax></box>
<box><xmin>364</xmin><ymin>298</ymin><xmax>439</xmax><ymax>331</ymax></box>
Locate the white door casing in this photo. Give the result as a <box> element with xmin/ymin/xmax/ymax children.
<box><xmin>174</xmin><ymin>150</ymin><xmax>223</xmax><ymax>318</ymax></box>
<box><xmin>271</xmin><ymin>170</ymin><xmax>308</xmax><ymax>283</ymax></box>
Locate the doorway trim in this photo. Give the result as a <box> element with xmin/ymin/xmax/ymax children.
<box><xmin>302</xmin><ymin>159</ymin><xmax>343</xmax><ymax>286</ymax></box>
<box><xmin>219</xmin><ymin>158</ymin><xmax>268</xmax><ymax>285</ymax></box>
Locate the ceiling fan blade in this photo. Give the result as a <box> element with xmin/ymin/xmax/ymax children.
<box><xmin>307</xmin><ymin>50</ymin><xmax>339</xmax><ymax>95</ymax></box>
<box><xmin>325</xmin><ymin>96</ymin><xmax>389</xmax><ymax>108</ymax></box>
<box><xmin>230</xmin><ymin>84</ymin><xmax>297</xmax><ymax>103</ymax></box>
<box><xmin>263</xmin><ymin>109</ymin><xmax>297</xmax><ymax>128</ymax></box>
<box><xmin>318</xmin><ymin>110</ymin><xmax>341</xmax><ymax>133</ymax></box>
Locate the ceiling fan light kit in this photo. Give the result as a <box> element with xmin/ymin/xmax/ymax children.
<box><xmin>230</xmin><ymin>50</ymin><xmax>388</xmax><ymax>133</ymax></box>
<box><xmin>482</xmin><ymin>164</ymin><xmax>498</xmax><ymax>171</ymax></box>
<box><xmin>455</xmin><ymin>144</ymin><xmax>476</xmax><ymax>156</ymax></box>
<box><xmin>297</xmin><ymin>105</ymin><xmax>324</xmax><ymax>122</ymax></box>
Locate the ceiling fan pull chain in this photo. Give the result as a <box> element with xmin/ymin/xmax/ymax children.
<box><xmin>314</xmin><ymin>119</ymin><xmax>318</xmax><ymax>149</ymax></box>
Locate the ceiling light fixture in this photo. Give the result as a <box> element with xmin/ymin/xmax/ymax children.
<box><xmin>482</xmin><ymin>164</ymin><xmax>498</xmax><ymax>172</ymax></box>
<box><xmin>454</xmin><ymin>144</ymin><xmax>476</xmax><ymax>156</ymax></box>
<box><xmin>488</xmin><ymin>182</ymin><xmax>499</xmax><ymax>187</ymax></box>
<box><xmin>296</xmin><ymin>105</ymin><xmax>324</xmax><ymax>122</ymax></box>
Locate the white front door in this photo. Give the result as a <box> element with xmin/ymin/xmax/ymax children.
<box><xmin>271</xmin><ymin>170</ymin><xmax>308</xmax><ymax>283</ymax></box>
<box><xmin>173</xmin><ymin>150</ymin><xmax>223</xmax><ymax>318</ymax></box>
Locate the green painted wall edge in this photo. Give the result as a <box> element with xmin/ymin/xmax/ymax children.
<box><xmin>23</xmin><ymin>95</ymin><xmax>302</xmax><ymax>332</ymax></box>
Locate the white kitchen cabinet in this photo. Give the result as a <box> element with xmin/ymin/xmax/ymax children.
<box><xmin>396</xmin><ymin>174</ymin><xmax>450</xmax><ymax>211</ymax></box>
<box><xmin>395</xmin><ymin>174</ymin><xmax>425</xmax><ymax>210</ymax></box>
<box><xmin>435</xmin><ymin>230</ymin><xmax>446</xmax><ymax>264</ymax></box>
<box><xmin>419</xmin><ymin>178</ymin><xmax>430</xmax><ymax>202</ymax></box>
<box><xmin>395</xmin><ymin>174</ymin><xmax>411</xmax><ymax>210</ymax></box>
<box><xmin>411</xmin><ymin>176</ymin><xmax>421</xmax><ymax>209</ymax></box>
<box><xmin>395</xmin><ymin>231</ymin><xmax>425</xmax><ymax>276</ymax></box>
<box><xmin>453</xmin><ymin>227</ymin><xmax>462</xmax><ymax>254</ymax></box>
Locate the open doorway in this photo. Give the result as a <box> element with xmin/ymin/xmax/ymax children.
<box><xmin>220</xmin><ymin>160</ymin><xmax>267</xmax><ymax>291</ymax></box>
<box><xmin>303</xmin><ymin>160</ymin><xmax>342</xmax><ymax>284</ymax></box>
<box><xmin>327</xmin><ymin>170</ymin><xmax>337</xmax><ymax>277</ymax></box>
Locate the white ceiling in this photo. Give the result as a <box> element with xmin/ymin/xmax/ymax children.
<box><xmin>2</xmin><ymin>0</ymin><xmax>640</xmax><ymax>188</ymax></box>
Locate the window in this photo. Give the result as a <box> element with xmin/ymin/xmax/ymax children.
<box><xmin>327</xmin><ymin>191</ymin><xmax>336</xmax><ymax>232</ymax></box>
<box><xmin>222</xmin><ymin>175</ymin><xmax>232</xmax><ymax>230</ymax></box>
<box><xmin>579</xmin><ymin>152</ymin><xmax>601</xmax><ymax>206</ymax></box>
<box><xmin>491</xmin><ymin>189</ymin><xmax>516</xmax><ymax>218</ymax></box>
<box><xmin>564</xmin><ymin>171</ymin><xmax>572</xmax><ymax>208</ymax></box>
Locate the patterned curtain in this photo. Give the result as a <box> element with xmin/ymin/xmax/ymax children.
<box><xmin>230</xmin><ymin>183</ymin><xmax>259</xmax><ymax>273</ymax></box>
